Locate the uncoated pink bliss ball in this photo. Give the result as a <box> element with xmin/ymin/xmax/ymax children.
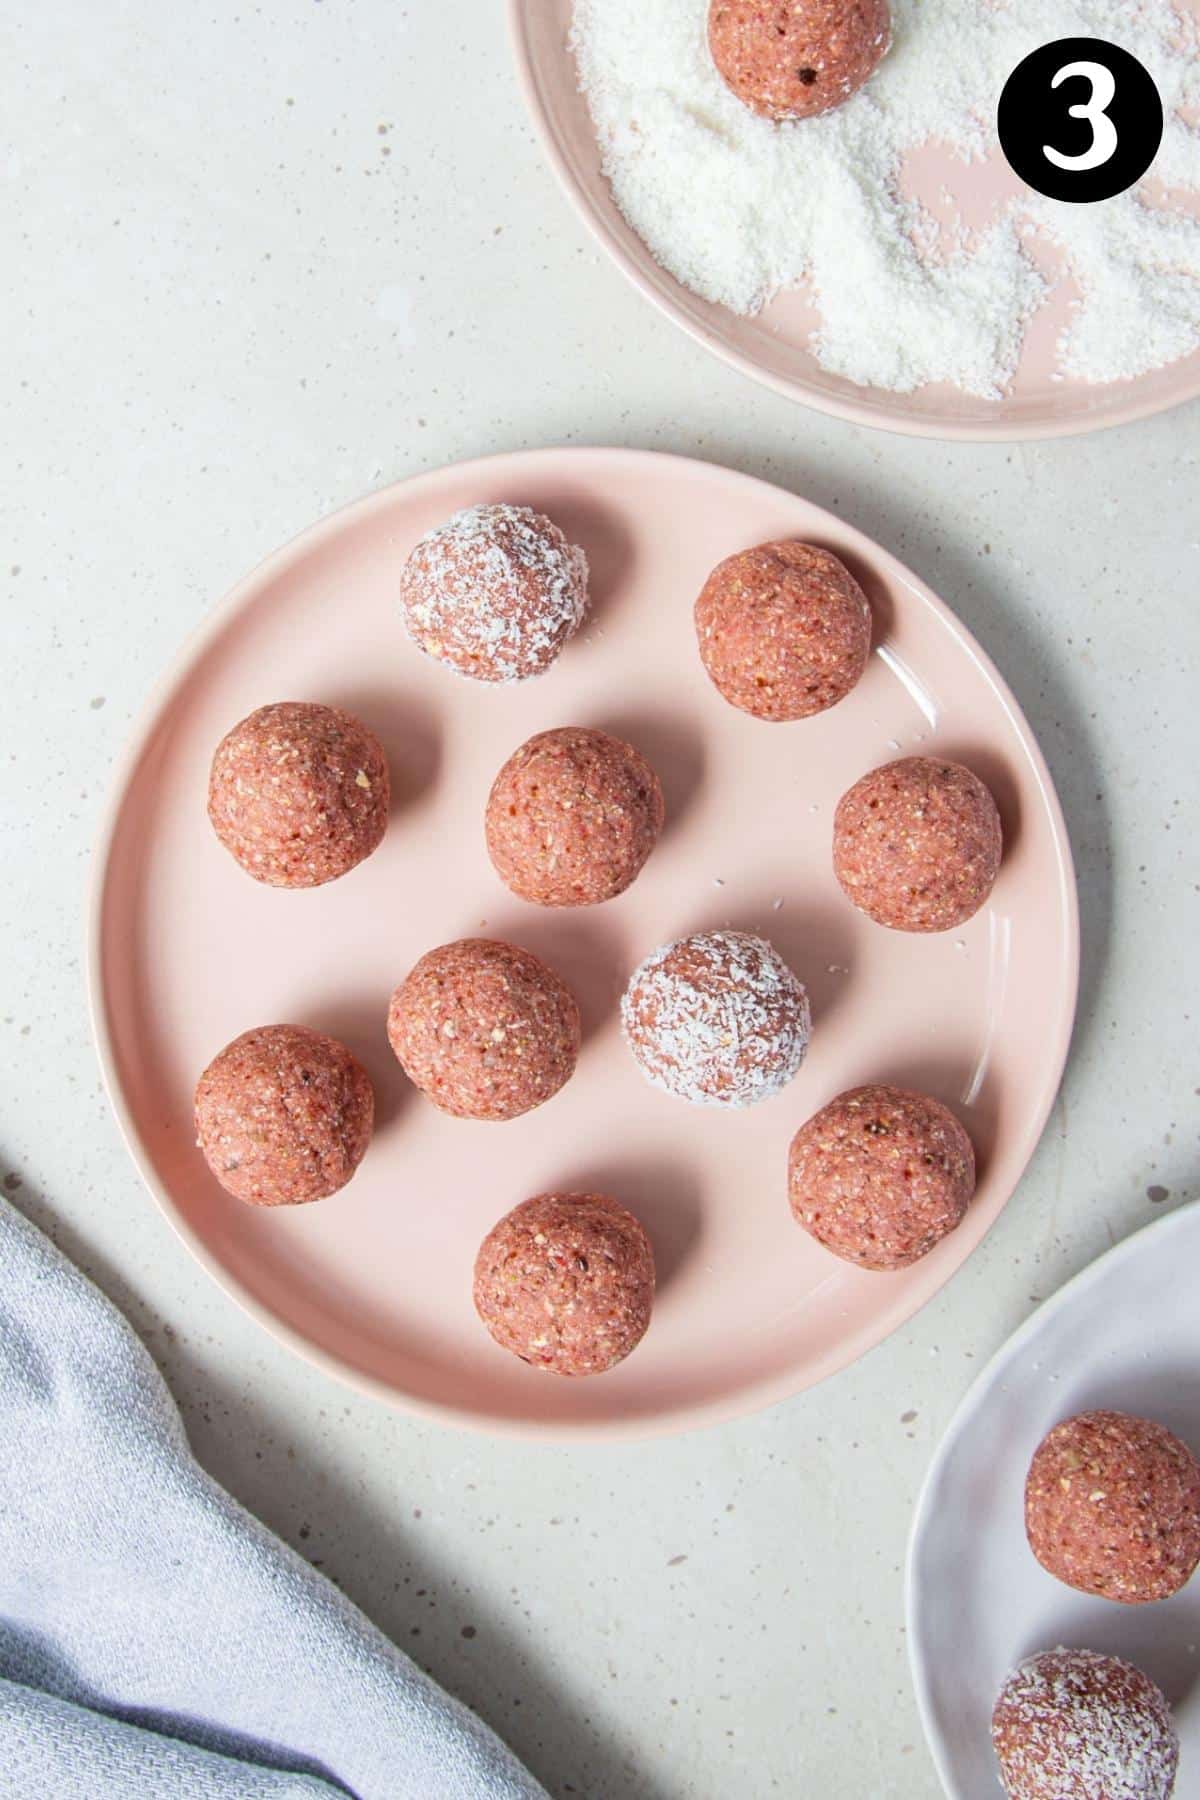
<box><xmin>388</xmin><ymin>938</ymin><xmax>581</xmax><ymax>1121</ymax></box>
<box><xmin>708</xmin><ymin>0</ymin><xmax>891</xmax><ymax>122</ymax></box>
<box><xmin>1024</xmin><ymin>1410</ymin><xmax>1200</xmax><ymax>1605</ymax></box>
<box><xmin>207</xmin><ymin>701</ymin><xmax>389</xmax><ymax>888</ymax></box>
<box><xmin>833</xmin><ymin>755</ymin><xmax>1002</xmax><ymax>933</ymax></box>
<box><xmin>788</xmin><ymin>1083</ymin><xmax>974</xmax><ymax>1270</ymax></box>
<box><xmin>473</xmin><ymin>1192</ymin><xmax>655</xmax><ymax>1376</ymax></box>
<box><xmin>485</xmin><ymin>725</ymin><xmax>664</xmax><ymax>906</ymax></box>
<box><xmin>695</xmin><ymin>540</ymin><xmax>871</xmax><ymax>722</ymax></box>
<box><xmin>194</xmin><ymin>1024</ymin><xmax>374</xmax><ymax>1206</ymax></box>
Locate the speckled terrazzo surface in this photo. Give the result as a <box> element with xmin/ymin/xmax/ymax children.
<box><xmin>1</xmin><ymin>5</ymin><xmax>1197</xmax><ymax>1797</ymax></box>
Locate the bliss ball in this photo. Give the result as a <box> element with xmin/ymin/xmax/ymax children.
<box><xmin>695</xmin><ymin>540</ymin><xmax>871</xmax><ymax>721</ymax></box>
<box><xmin>1025</xmin><ymin>1410</ymin><xmax>1200</xmax><ymax>1604</ymax></box>
<box><xmin>387</xmin><ymin>938</ymin><xmax>580</xmax><ymax>1121</ymax></box>
<box><xmin>622</xmin><ymin>928</ymin><xmax>810</xmax><ymax>1108</ymax></box>
<box><xmin>833</xmin><ymin>755</ymin><xmax>1002</xmax><ymax>932</ymax></box>
<box><xmin>208</xmin><ymin>701</ymin><xmax>389</xmax><ymax>888</ymax></box>
<box><xmin>485</xmin><ymin>726</ymin><xmax>664</xmax><ymax>907</ymax></box>
<box><xmin>708</xmin><ymin>0</ymin><xmax>891</xmax><ymax>122</ymax></box>
<box><xmin>992</xmin><ymin>1649</ymin><xmax>1178</xmax><ymax>1800</ymax></box>
<box><xmin>399</xmin><ymin>502</ymin><xmax>588</xmax><ymax>683</ymax></box>
<box><xmin>473</xmin><ymin>1192</ymin><xmax>655</xmax><ymax>1376</ymax></box>
<box><xmin>194</xmin><ymin>1025</ymin><xmax>374</xmax><ymax>1206</ymax></box>
<box><xmin>787</xmin><ymin>1084</ymin><xmax>974</xmax><ymax>1270</ymax></box>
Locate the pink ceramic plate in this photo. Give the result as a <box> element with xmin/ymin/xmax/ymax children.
<box><xmin>89</xmin><ymin>448</ymin><xmax>1078</xmax><ymax>1438</ymax></box>
<box><xmin>509</xmin><ymin>0</ymin><xmax>1200</xmax><ymax>441</ymax></box>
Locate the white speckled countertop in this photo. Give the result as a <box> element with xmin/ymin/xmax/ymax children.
<box><xmin>2</xmin><ymin>6</ymin><xmax>1198</xmax><ymax>1797</ymax></box>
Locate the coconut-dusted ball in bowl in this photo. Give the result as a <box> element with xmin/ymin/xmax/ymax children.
<box><xmin>992</xmin><ymin>1648</ymin><xmax>1178</xmax><ymax>1800</ymax></box>
<box><xmin>207</xmin><ymin>701</ymin><xmax>389</xmax><ymax>888</ymax></box>
<box><xmin>694</xmin><ymin>540</ymin><xmax>871</xmax><ymax>721</ymax></box>
<box><xmin>708</xmin><ymin>0</ymin><xmax>892</xmax><ymax>122</ymax></box>
<box><xmin>485</xmin><ymin>725</ymin><xmax>664</xmax><ymax>906</ymax></box>
<box><xmin>833</xmin><ymin>755</ymin><xmax>1002</xmax><ymax>932</ymax></box>
<box><xmin>1024</xmin><ymin>1409</ymin><xmax>1200</xmax><ymax>1604</ymax></box>
<box><xmin>387</xmin><ymin>938</ymin><xmax>581</xmax><ymax>1121</ymax></box>
<box><xmin>194</xmin><ymin>1024</ymin><xmax>374</xmax><ymax>1206</ymax></box>
<box><xmin>399</xmin><ymin>502</ymin><xmax>588</xmax><ymax>683</ymax></box>
<box><xmin>622</xmin><ymin>928</ymin><xmax>810</xmax><ymax>1108</ymax></box>
<box><xmin>473</xmin><ymin>1192</ymin><xmax>655</xmax><ymax>1376</ymax></box>
<box><xmin>787</xmin><ymin>1083</ymin><xmax>975</xmax><ymax>1270</ymax></box>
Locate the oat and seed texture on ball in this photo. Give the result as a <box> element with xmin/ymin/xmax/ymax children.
<box><xmin>388</xmin><ymin>938</ymin><xmax>581</xmax><ymax>1121</ymax></box>
<box><xmin>833</xmin><ymin>755</ymin><xmax>1002</xmax><ymax>932</ymax></box>
<box><xmin>1025</xmin><ymin>1410</ymin><xmax>1200</xmax><ymax>1605</ymax></box>
<box><xmin>207</xmin><ymin>701</ymin><xmax>389</xmax><ymax>888</ymax></box>
<box><xmin>473</xmin><ymin>1193</ymin><xmax>655</xmax><ymax>1376</ymax></box>
<box><xmin>708</xmin><ymin>0</ymin><xmax>891</xmax><ymax>121</ymax></box>
<box><xmin>694</xmin><ymin>540</ymin><xmax>871</xmax><ymax>722</ymax></box>
<box><xmin>485</xmin><ymin>725</ymin><xmax>664</xmax><ymax>905</ymax></box>
<box><xmin>194</xmin><ymin>1025</ymin><xmax>374</xmax><ymax>1206</ymax></box>
<box><xmin>787</xmin><ymin>1083</ymin><xmax>974</xmax><ymax>1270</ymax></box>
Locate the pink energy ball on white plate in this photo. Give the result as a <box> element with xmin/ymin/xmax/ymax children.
<box><xmin>1024</xmin><ymin>1409</ymin><xmax>1200</xmax><ymax>1605</ymax></box>
<box><xmin>992</xmin><ymin>1648</ymin><xmax>1178</xmax><ymax>1800</ymax></box>
<box><xmin>399</xmin><ymin>502</ymin><xmax>588</xmax><ymax>683</ymax></box>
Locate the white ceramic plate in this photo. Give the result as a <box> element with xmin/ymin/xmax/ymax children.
<box><xmin>907</xmin><ymin>1202</ymin><xmax>1200</xmax><ymax>1796</ymax></box>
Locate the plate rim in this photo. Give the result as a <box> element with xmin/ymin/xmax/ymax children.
<box><xmin>86</xmin><ymin>444</ymin><xmax>1081</xmax><ymax>1440</ymax></box>
<box><xmin>904</xmin><ymin>1200</ymin><xmax>1200</xmax><ymax>1798</ymax></box>
<box><xmin>506</xmin><ymin>0</ymin><xmax>1200</xmax><ymax>444</ymax></box>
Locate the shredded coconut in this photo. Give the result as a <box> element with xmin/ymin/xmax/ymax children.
<box><xmin>399</xmin><ymin>503</ymin><xmax>588</xmax><ymax>683</ymax></box>
<box><xmin>621</xmin><ymin>928</ymin><xmax>810</xmax><ymax>1107</ymax></box>
<box><xmin>571</xmin><ymin>0</ymin><xmax>1200</xmax><ymax>394</ymax></box>
<box><xmin>992</xmin><ymin>1648</ymin><xmax>1179</xmax><ymax>1800</ymax></box>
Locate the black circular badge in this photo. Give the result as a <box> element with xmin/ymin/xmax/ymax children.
<box><xmin>998</xmin><ymin>37</ymin><xmax>1163</xmax><ymax>204</ymax></box>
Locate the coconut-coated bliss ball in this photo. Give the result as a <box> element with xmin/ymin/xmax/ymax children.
<box><xmin>207</xmin><ymin>701</ymin><xmax>389</xmax><ymax>888</ymax></box>
<box><xmin>194</xmin><ymin>1024</ymin><xmax>374</xmax><ymax>1207</ymax></box>
<box><xmin>992</xmin><ymin>1648</ymin><xmax>1178</xmax><ymax>1800</ymax></box>
<box><xmin>1024</xmin><ymin>1410</ymin><xmax>1200</xmax><ymax>1604</ymax></box>
<box><xmin>622</xmin><ymin>928</ymin><xmax>810</xmax><ymax>1107</ymax></box>
<box><xmin>485</xmin><ymin>725</ymin><xmax>665</xmax><ymax>906</ymax></box>
<box><xmin>708</xmin><ymin>0</ymin><xmax>891</xmax><ymax>122</ymax></box>
<box><xmin>694</xmin><ymin>540</ymin><xmax>871</xmax><ymax>721</ymax></box>
<box><xmin>787</xmin><ymin>1084</ymin><xmax>975</xmax><ymax>1270</ymax></box>
<box><xmin>387</xmin><ymin>938</ymin><xmax>581</xmax><ymax>1121</ymax></box>
<box><xmin>473</xmin><ymin>1192</ymin><xmax>656</xmax><ymax>1376</ymax></box>
<box><xmin>833</xmin><ymin>755</ymin><xmax>1003</xmax><ymax>932</ymax></box>
<box><xmin>399</xmin><ymin>502</ymin><xmax>588</xmax><ymax>682</ymax></box>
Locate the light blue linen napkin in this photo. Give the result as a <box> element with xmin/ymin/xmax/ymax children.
<box><xmin>0</xmin><ymin>1196</ymin><xmax>548</xmax><ymax>1799</ymax></box>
